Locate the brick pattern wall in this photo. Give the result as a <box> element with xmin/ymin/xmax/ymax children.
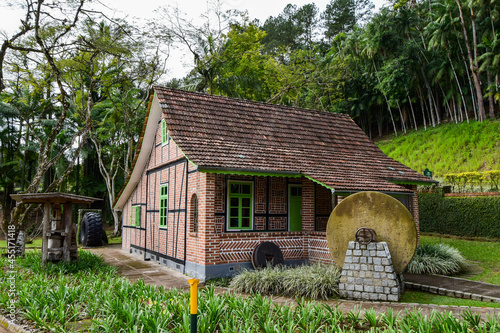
<box><xmin>269</xmin><ymin>217</ymin><xmax>286</xmax><ymax>230</ymax></box>
<box><xmin>218</xmin><ymin>232</ymin><xmax>304</xmax><ymax>264</ymax></box>
<box><xmin>406</xmin><ymin>185</ymin><xmax>420</xmax><ymax>245</ymax></box>
<box><xmin>255</xmin><ymin>176</ymin><xmax>267</xmax><ymax>214</ymax></box>
<box><xmin>214</xmin><ymin>174</ymin><xmax>225</xmax><ymax>214</ymax></box>
<box><xmin>269</xmin><ymin>177</ymin><xmax>287</xmax><ymax>214</ymax></box>
<box><xmin>308</xmin><ymin>232</ymin><xmax>335</xmax><ymax>264</ymax></box>
<box><xmin>444</xmin><ymin>192</ymin><xmax>500</xmax><ymax>197</ymax></box>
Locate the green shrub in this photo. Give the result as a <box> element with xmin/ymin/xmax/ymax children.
<box><xmin>230</xmin><ymin>263</ymin><xmax>341</xmax><ymax>299</ymax></box>
<box><xmin>407</xmin><ymin>243</ymin><xmax>470</xmax><ymax>275</ymax></box>
<box><xmin>418</xmin><ymin>191</ymin><xmax>500</xmax><ymax>238</ymax></box>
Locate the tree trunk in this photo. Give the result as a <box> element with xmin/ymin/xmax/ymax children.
<box><xmin>407</xmin><ymin>93</ymin><xmax>417</xmax><ymax>130</ymax></box>
<box><xmin>434</xmin><ymin>89</ymin><xmax>442</xmax><ymax>125</ymax></box>
<box><xmin>487</xmin><ymin>70</ymin><xmax>495</xmax><ymax>119</ymax></box>
<box><xmin>417</xmin><ymin>86</ymin><xmax>427</xmax><ymax>131</ymax></box>
<box><xmin>420</xmin><ymin>65</ymin><xmax>436</xmax><ymax>127</ymax></box>
<box><xmin>448</xmin><ymin>52</ymin><xmax>469</xmax><ymax>122</ymax></box>
<box><xmin>455</xmin><ymin>0</ymin><xmax>486</xmax><ymax>121</ymax></box>
<box><xmin>112</xmin><ymin>209</ymin><xmax>121</xmax><ymax>236</ymax></box>
<box><xmin>372</xmin><ymin>59</ymin><xmax>397</xmax><ymax>136</ymax></box>
<box><xmin>396</xmin><ymin>101</ymin><xmax>407</xmax><ymax>134</ymax></box>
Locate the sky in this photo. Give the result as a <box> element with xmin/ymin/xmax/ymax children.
<box><xmin>0</xmin><ymin>0</ymin><xmax>387</xmax><ymax>79</ymax></box>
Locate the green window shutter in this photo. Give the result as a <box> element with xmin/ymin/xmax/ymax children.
<box><xmin>161</xmin><ymin>119</ymin><xmax>169</xmax><ymax>145</ymax></box>
<box><xmin>228</xmin><ymin>182</ymin><xmax>253</xmax><ymax>230</ymax></box>
<box><xmin>135</xmin><ymin>206</ymin><xmax>141</xmax><ymax>227</ymax></box>
<box><xmin>131</xmin><ymin>206</ymin><xmax>141</xmax><ymax>227</ymax></box>
<box><xmin>160</xmin><ymin>184</ymin><xmax>168</xmax><ymax>227</ymax></box>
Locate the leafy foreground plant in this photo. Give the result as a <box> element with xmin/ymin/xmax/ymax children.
<box><xmin>230</xmin><ymin>263</ymin><xmax>342</xmax><ymax>299</ymax></box>
<box><xmin>406</xmin><ymin>243</ymin><xmax>470</xmax><ymax>275</ymax></box>
<box><xmin>1</xmin><ymin>250</ymin><xmax>499</xmax><ymax>332</ymax></box>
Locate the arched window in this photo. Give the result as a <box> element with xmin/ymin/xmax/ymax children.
<box><xmin>191</xmin><ymin>194</ymin><xmax>198</xmax><ymax>233</ymax></box>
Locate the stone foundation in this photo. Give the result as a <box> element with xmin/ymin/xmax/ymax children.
<box><xmin>339</xmin><ymin>241</ymin><xmax>400</xmax><ymax>302</ymax></box>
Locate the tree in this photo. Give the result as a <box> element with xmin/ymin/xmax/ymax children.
<box><xmin>0</xmin><ymin>0</ymin><xmax>97</xmax><ymax>240</ymax></box>
<box><xmin>322</xmin><ymin>0</ymin><xmax>356</xmax><ymax>41</ymax></box>
<box><xmin>211</xmin><ymin>22</ymin><xmax>277</xmax><ymax>101</ymax></box>
<box><xmin>156</xmin><ymin>0</ymin><xmax>243</xmax><ymax>93</ymax></box>
<box><xmin>322</xmin><ymin>0</ymin><xmax>374</xmax><ymax>43</ymax></box>
<box><xmin>73</xmin><ymin>20</ymin><xmax>165</xmax><ymax>236</ymax></box>
<box><xmin>261</xmin><ymin>4</ymin><xmax>302</xmax><ymax>53</ymax></box>
<box><xmin>295</xmin><ymin>3</ymin><xmax>320</xmax><ymax>49</ymax></box>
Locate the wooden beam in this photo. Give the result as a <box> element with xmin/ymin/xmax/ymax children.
<box><xmin>10</xmin><ymin>192</ymin><xmax>100</xmax><ymax>205</ymax></box>
<box><xmin>62</xmin><ymin>203</ymin><xmax>72</xmax><ymax>262</ymax></box>
<box><xmin>42</xmin><ymin>202</ymin><xmax>50</xmax><ymax>264</ymax></box>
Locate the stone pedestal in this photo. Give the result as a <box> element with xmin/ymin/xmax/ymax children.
<box><xmin>339</xmin><ymin>241</ymin><xmax>400</xmax><ymax>302</ymax></box>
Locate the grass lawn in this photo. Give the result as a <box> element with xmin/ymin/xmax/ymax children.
<box><xmin>420</xmin><ymin>234</ymin><xmax>500</xmax><ymax>285</ymax></box>
<box><xmin>0</xmin><ymin>230</ymin><xmax>122</xmax><ymax>248</ymax></box>
<box><xmin>0</xmin><ymin>238</ymin><xmax>43</xmax><ymax>248</ymax></box>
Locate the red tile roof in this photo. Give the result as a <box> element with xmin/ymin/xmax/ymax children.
<box><xmin>155</xmin><ymin>86</ymin><xmax>434</xmax><ymax>193</ymax></box>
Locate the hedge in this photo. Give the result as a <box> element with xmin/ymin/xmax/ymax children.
<box><xmin>418</xmin><ymin>191</ymin><xmax>500</xmax><ymax>239</ymax></box>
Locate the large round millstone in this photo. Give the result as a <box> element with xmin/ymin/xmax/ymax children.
<box><xmin>326</xmin><ymin>191</ymin><xmax>417</xmax><ymax>273</ymax></box>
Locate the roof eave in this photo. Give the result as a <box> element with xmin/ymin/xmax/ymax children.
<box><xmin>387</xmin><ymin>178</ymin><xmax>439</xmax><ymax>186</ymax></box>
<box><xmin>198</xmin><ymin>166</ymin><xmax>301</xmax><ymax>178</ymax></box>
<box><xmin>113</xmin><ymin>93</ymin><xmax>162</xmax><ymax>211</ymax></box>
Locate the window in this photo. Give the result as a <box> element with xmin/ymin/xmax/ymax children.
<box><xmin>160</xmin><ymin>184</ymin><xmax>168</xmax><ymax>228</ymax></box>
<box><xmin>191</xmin><ymin>194</ymin><xmax>198</xmax><ymax>233</ymax></box>
<box><xmin>161</xmin><ymin>119</ymin><xmax>169</xmax><ymax>145</ymax></box>
<box><xmin>131</xmin><ymin>206</ymin><xmax>141</xmax><ymax>227</ymax></box>
<box><xmin>227</xmin><ymin>181</ymin><xmax>253</xmax><ymax>230</ymax></box>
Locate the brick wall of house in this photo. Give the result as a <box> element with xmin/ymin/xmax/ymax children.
<box><xmin>407</xmin><ymin>184</ymin><xmax>420</xmax><ymax>245</ymax></box>
<box><xmin>122</xmin><ymin>116</ymin><xmax>422</xmax><ymax>276</ymax></box>
<box><xmin>123</xmin><ymin>116</ymin><xmax>192</xmax><ymax>264</ymax></box>
<box><xmin>218</xmin><ymin>232</ymin><xmax>305</xmax><ymax>264</ymax></box>
<box><xmin>307</xmin><ymin>232</ymin><xmax>335</xmax><ymax>264</ymax></box>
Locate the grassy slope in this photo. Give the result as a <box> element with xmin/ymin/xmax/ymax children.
<box><xmin>376</xmin><ymin>120</ymin><xmax>500</xmax><ymax>179</ymax></box>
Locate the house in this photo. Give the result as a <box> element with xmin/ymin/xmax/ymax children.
<box><xmin>113</xmin><ymin>86</ymin><xmax>435</xmax><ymax>281</ymax></box>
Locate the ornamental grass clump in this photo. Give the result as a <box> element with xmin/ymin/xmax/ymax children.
<box><xmin>230</xmin><ymin>263</ymin><xmax>341</xmax><ymax>299</ymax></box>
<box><xmin>406</xmin><ymin>243</ymin><xmax>470</xmax><ymax>275</ymax></box>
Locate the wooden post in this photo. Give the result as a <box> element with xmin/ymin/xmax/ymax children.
<box><xmin>63</xmin><ymin>202</ymin><xmax>72</xmax><ymax>262</ymax></box>
<box><xmin>42</xmin><ymin>202</ymin><xmax>50</xmax><ymax>263</ymax></box>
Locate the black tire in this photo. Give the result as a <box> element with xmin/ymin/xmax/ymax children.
<box><xmin>101</xmin><ymin>228</ymin><xmax>108</xmax><ymax>244</ymax></box>
<box><xmin>252</xmin><ymin>242</ymin><xmax>284</xmax><ymax>269</ymax></box>
<box><xmin>80</xmin><ymin>212</ymin><xmax>103</xmax><ymax>247</ymax></box>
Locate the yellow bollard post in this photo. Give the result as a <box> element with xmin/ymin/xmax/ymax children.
<box><xmin>188</xmin><ymin>278</ymin><xmax>200</xmax><ymax>333</ymax></box>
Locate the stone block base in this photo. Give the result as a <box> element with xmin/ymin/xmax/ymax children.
<box><xmin>339</xmin><ymin>241</ymin><xmax>400</xmax><ymax>301</ymax></box>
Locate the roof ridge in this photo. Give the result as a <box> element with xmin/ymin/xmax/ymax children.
<box><xmin>153</xmin><ymin>85</ymin><xmax>352</xmax><ymax>120</ymax></box>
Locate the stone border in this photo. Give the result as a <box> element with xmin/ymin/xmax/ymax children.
<box><xmin>0</xmin><ymin>315</ymin><xmax>28</xmax><ymax>333</ymax></box>
<box><xmin>405</xmin><ymin>281</ymin><xmax>500</xmax><ymax>303</ymax></box>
